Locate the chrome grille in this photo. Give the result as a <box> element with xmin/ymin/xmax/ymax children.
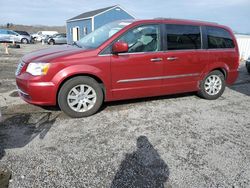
<box><xmin>15</xmin><ymin>60</ymin><xmax>25</xmax><ymax>76</ymax></box>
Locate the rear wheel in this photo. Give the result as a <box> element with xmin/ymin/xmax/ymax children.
<box><xmin>198</xmin><ymin>70</ymin><xmax>225</xmax><ymax>100</ymax></box>
<box><xmin>58</xmin><ymin>76</ymin><xmax>103</xmax><ymax>118</ymax></box>
<box><xmin>246</xmin><ymin>64</ymin><xmax>250</xmax><ymax>74</ymax></box>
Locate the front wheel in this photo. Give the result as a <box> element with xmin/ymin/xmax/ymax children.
<box><xmin>58</xmin><ymin>76</ymin><xmax>104</xmax><ymax>118</ymax></box>
<box><xmin>49</xmin><ymin>40</ymin><xmax>55</xmax><ymax>45</ymax></box>
<box><xmin>21</xmin><ymin>38</ymin><xmax>29</xmax><ymax>44</ymax></box>
<box><xmin>198</xmin><ymin>70</ymin><xmax>225</xmax><ymax>100</ymax></box>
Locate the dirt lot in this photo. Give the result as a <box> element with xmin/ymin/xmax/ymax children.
<box><xmin>0</xmin><ymin>44</ymin><xmax>250</xmax><ymax>188</ymax></box>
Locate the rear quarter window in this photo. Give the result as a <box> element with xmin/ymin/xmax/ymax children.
<box><xmin>207</xmin><ymin>26</ymin><xmax>235</xmax><ymax>49</ymax></box>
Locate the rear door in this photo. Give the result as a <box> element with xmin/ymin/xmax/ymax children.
<box><xmin>205</xmin><ymin>26</ymin><xmax>238</xmax><ymax>75</ymax></box>
<box><xmin>110</xmin><ymin>24</ymin><xmax>165</xmax><ymax>100</ymax></box>
<box><xmin>7</xmin><ymin>30</ymin><xmax>19</xmax><ymax>42</ymax></box>
<box><xmin>0</xmin><ymin>30</ymin><xmax>9</xmax><ymax>42</ymax></box>
<box><xmin>161</xmin><ymin>24</ymin><xmax>209</xmax><ymax>94</ymax></box>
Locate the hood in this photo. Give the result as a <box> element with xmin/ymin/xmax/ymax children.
<box><xmin>22</xmin><ymin>45</ymin><xmax>86</xmax><ymax>63</ymax></box>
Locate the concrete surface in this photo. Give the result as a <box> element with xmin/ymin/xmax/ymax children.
<box><xmin>0</xmin><ymin>44</ymin><xmax>250</xmax><ymax>188</ymax></box>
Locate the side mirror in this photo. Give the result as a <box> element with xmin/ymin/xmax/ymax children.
<box><xmin>112</xmin><ymin>41</ymin><xmax>128</xmax><ymax>54</ymax></box>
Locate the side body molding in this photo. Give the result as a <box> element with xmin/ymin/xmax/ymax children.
<box><xmin>51</xmin><ymin>64</ymin><xmax>112</xmax><ymax>101</ymax></box>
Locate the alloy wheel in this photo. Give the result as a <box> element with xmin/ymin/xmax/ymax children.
<box><xmin>204</xmin><ymin>75</ymin><xmax>222</xmax><ymax>95</ymax></box>
<box><xmin>67</xmin><ymin>84</ymin><xmax>97</xmax><ymax>112</ymax></box>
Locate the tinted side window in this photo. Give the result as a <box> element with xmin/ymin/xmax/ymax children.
<box><xmin>58</xmin><ymin>34</ymin><xmax>66</xmax><ymax>38</ymax></box>
<box><xmin>207</xmin><ymin>27</ymin><xmax>235</xmax><ymax>49</ymax></box>
<box><xmin>7</xmin><ymin>31</ymin><xmax>16</xmax><ymax>35</ymax></box>
<box><xmin>20</xmin><ymin>31</ymin><xmax>29</xmax><ymax>36</ymax></box>
<box><xmin>15</xmin><ymin>31</ymin><xmax>27</xmax><ymax>35</ymax></box>
<box><xmin>166</xmin><ymin>24</ymin><xmax>201</xmax><ymax>50</ymax></box>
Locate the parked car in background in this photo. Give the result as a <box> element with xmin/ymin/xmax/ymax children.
<box><xmin>31</xmin><ymin>31</ymin><xmax>58</xmax><ymax>41</ymax></box>
<box><xmin>15</xmin><ymin>19</ymin><xmax>239</xmax><ymax>118</ymax></box>
<box><xmin>246</xmin><ymin>57</ymin><xmax>250</xmax><ymax>73</ymax></box>
<box><xmin>46</xmin><ymin>33</ymin><xmax>67</xmax><ymax>45</ymax></box>
<box><xmin>14</xmin><ymin>30</ymin><xmax>34</xmax><ymax>43</ymax></box>
<box><xmin>0</xmin><ymin>29</ymin><xmax>31</xmax><ymax>43</ymax></box>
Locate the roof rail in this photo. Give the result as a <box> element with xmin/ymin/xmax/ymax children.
<box><xmin>154</xmin><ymin>17</ymin><xmax>218</xmax><ymax>24</ymax></box>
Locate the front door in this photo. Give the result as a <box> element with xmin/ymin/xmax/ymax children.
<box><xmin>110</xmin><ymin>24</ymin><xmax>164</xmax><ymax>100</ymax></box>
<box><xmin>55</xmin><ymin>34</ymin><xmax>65</xmax><ymax>44</ymax></box>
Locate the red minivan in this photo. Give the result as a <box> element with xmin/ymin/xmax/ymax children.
<box><xmin>15</xmin><ymin>19</ymin><xmax>239</xmax><ymax>118</ymax></box>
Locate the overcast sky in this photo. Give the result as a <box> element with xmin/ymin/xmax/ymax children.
<box><xmin>1</xmin><ymin>0</ymin><xmax>249</xmax><ymax>33</ymax></box>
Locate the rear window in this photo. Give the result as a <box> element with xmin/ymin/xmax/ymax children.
<box><xmin>165</xmin><ymin>24</ymin><xmax>201</xmax><ymax>50</ymax></box>
<box><xmin>207</xmin><ymin>26</ymin><xmax>235</xmax><ymax>49</ymax></box>
<box><xmin>15</xmin><ymin>31</ymin><xmax>29</xmax><ymax>36</ymax></box>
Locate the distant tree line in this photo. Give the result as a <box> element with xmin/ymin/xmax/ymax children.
<box><xmin>0</xmin><ymin>23</ymin><xmax>14</xmax><ymax>28</ymax></box>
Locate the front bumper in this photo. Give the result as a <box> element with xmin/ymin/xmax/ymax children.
<box><xmin>16</xmin><ymin>73</ymin><xmax>57</xmax><ymax>106</ymax></box>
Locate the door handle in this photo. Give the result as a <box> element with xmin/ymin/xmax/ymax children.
<box><xmin>150</xmin><ymin>58</ymin><xmax>163</xmax><ymax>62</ymax></box>
<box><xmin>167</xmin><ymin>57</ymin><xmax>178</xmax><ymax>61</ymax></box>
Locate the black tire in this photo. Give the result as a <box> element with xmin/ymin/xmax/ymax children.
<box><xmin>58</xmin><ymin>76</ymin><xmax>104</xmax><ymax>118</ymax></box>
<box><xmin>246</xmin><ymin>64</ymin><xmax>250</xmax><ymax>74</ymax></box>
<box><xmin>21</xmin><ymin>38</ymin><xmax>29</xmax><ymax>44</ymax></box>
<box><xmin>49</xmin><ymin>40</ymin><xmax>55</xmax><ymax>45</ymax></box>
<box><xmin>198</xmin><ymin>70</ymin><xmax>225</xmax><ymax>100</ymax></box>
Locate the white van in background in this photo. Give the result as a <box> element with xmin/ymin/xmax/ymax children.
<box><xmin>32</xmin><ymin>31</ymin><xmax>58</xmax><ymax>41</ymax></box>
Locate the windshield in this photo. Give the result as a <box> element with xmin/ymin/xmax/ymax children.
<box><xmin>77</xmin><ymin>20</ymin><xmax>133</xmax><ymax>49</ymax></box>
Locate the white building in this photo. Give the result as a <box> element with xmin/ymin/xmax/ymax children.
<box><xmin>236</xmin><ymin>34</ymin><xmax>250</xmax><ymax>60</ymax></box>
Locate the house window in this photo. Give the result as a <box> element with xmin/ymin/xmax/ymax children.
<box><xmin>83</xmin><ymin>27</ymin><xmax>88</xmax><ymax>35</ymax></box>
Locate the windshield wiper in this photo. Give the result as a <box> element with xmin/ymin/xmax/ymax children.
<box><xmin>72</xmin><ymin>41</ymin><xmax>82</xmax><ymax>48</ymax></box>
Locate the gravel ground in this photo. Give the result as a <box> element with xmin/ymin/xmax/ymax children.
<box><xmin>0</xmin><ymin>44</ymin><xmax>250</xmax><ymax>188</ymax></box>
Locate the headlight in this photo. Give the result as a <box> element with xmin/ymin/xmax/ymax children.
<box><xmin>26</xmin><ymin>62</ymin><xmax>50</xmax><ymax>76</ymax></box>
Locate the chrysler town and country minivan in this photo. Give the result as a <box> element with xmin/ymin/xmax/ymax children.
<box><xmin>15</xmin><ymin>19</ymin><xmax>239</xmax><ymax>118</ymax></box>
